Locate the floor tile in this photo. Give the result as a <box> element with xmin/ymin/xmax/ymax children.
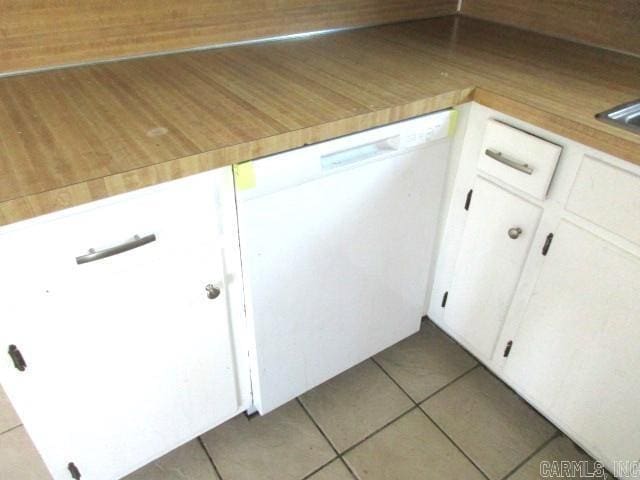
<box><xmin>123</xmin><ymin>439</ymin><xmax>219</xmax><ymax>480</ymax></box>
<box><xmin>344</xmin><ymin>409</ymin><xmax>485</xmax><ymax>480</ymax></box>
<box><xmin>201</xmin><ymin>401</ymin><xmax>335</xmax><ymax>480</ymax></box>
<box><xmin>307</xmin><ymin>459</ymin><xmax>355</xmax><ymax>480</ymax></box>
<box><xmin>0</xmin><ymin>384</ymin><xmax>21</xmax><ymax>433</ymax></box>
<box><xmin>300</xmin><ymin>360</ymin><xmax>413</xmax><ymax>452</ymax></box>
<box><xmin>422</xmin><ymin>368</ymin><xmax>557</xmax><ymax>480</ymax></box>
<box><xmin>507</xmin><ymin>436</ymin><xmax>609</xmax><ymax>480</ymax></box>
<box><xmin>0</xmin><ymin>426</ymin><xmax>52</xmax><ymax>480</ymax></box>
<box><xmin>374</xmin><ymin>321</ymin><xmax>477</xmax><ymax>402</ymax></box>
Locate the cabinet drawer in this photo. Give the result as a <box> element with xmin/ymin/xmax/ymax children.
<box><xmin>479</xmin><ymin>120</ymin><xmax>562</xmax><ymax>199</ymax></box>
<box><xmin>567</xmin><ymin>156</ymin><xmax>640</xmax><ymax>246</ymax></box>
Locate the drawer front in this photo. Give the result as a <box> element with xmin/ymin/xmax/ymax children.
<box><xmin>566</xmin><ymin>155</ymin><xmax>640</xmax><ymax>246</ymax></box>
<box><xmin>479</xmin><ymin>120</ymin><xmax>562</xmax><ymax>199</ymax></box>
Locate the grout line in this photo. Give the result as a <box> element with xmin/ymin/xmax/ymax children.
<box><xmin>498</xmin><ymin>431</ymin><xmax>560</xmax><ymax>480</ymax></box>
<box><xmin>297</xmin><ymin>397</ymin><xmax>355</xmax><ymax>480</ymax></box>
<box><xmin>338</xmin><ymin>406</ymin><xmax>418</xmax><ymax>457</ymax></box>
<box><xmin>417</xmin><ymin>363</ymin><xmax>480</xmax><ymax>404</ymax></box>
<box><xmin>297</xmin><ymin>398</ymin><xmax>341</xmax><ymax>456</ymax></box>
<box><xmin>368</xmin><ymin>357</ymin><xmax>415</xmax><ymax>404</ymax></box>
<box><xmin>420</xmin><ymin>408</ymin><xmax>491</xmax><ymax>480</ymax></box>
<box><xmin>197</xmin><ymin>436</ymin><xmax>225</xmax><ymax>480</ymax></box>
<box><xmin>371</xmin><ymin>355</ymin><xmax>489</xmax><ymax>480</ymax></box>
<box><xmin>370</xmin><ymin>352</ymin><xmax>478</xmax><ymax>405</ymax></box>
<box><xmin>339</xmin><ymin>456</ymin><xmax>360</xmax><ymax>480</ymax></box>
<box><xmin>299</xmin><ymin>457</ymin><xmax>340</xmax><ymax>480</ymax></box>
<box><xmin>298</xmin><ymin>396</ymin><xmax>418</xmax><ymax>479</ymax></box>
<box><xmin>0</xmin><ymin>424</ymin><xmax>23</xmax><ymax>436</ymax></box>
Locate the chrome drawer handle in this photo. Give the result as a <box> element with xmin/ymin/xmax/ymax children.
<box><xmin>76</xmin><ymin>234</ymin><xmax>157</xmax><ymax>265</ymax></box>
<box><xmin>485</xmin><ymin>149</ymin><xmax>534</xmax><ymax>175</ymax></box>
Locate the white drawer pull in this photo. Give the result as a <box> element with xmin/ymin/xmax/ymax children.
<box><xmin>76</xmin><ymin>234</ymin><xmax>157</xmax><ymax>265</ymax></box>
<box><xmin>485</xmin><ymin>149</ymin><xmax>534</xmax><ymax>175</ymax></box>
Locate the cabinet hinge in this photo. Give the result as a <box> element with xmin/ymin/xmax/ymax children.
<box><xmin>503</xmin><ymin>340</ymin><xmax>513</xmax><ymax>358</ymax></box>
<box><xmin>68</xmin><ymin>462</ymin><xmax>81</xmax><ymax>479</ymax></box>
<box><xmin>8</xmin><ymin>345</ymin><xmax>27</xmax><ymax>371</ymax></box>
<box><xmin>244</xmin><ymin>408</ymin><xmax>259</xmax><ymax>420</ymax></box>
<box><xmin>464</xmin><ymin>189</ymin><xmax>473</xmax><ymax>211</ymax></box>
<box><xmin>441</xmin><ymin>291</ymin><xmax>449</xmax><ymax>308</ymax></box>
<box><xmin>542</xmin><ymin>233</ymin><xmax>554</xmax><ymax>256</ymax></box>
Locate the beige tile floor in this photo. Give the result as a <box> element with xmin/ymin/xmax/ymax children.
<box><xmin>0</xmin><ymin>320</ymin><xmax>611</xmax><ymax>480</ymax></box>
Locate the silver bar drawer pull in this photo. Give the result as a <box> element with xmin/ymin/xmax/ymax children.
<box><xmin>485</xmin><ymin>149</ymin><xmax>534</xmax><ymax>175</ymax></box>
<box><xmin>76</xmin><ymin>234</ymin><xmax>157</xmax><ymax>265</ymax></box>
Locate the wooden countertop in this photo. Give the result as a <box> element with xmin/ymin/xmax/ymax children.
<box><xmin>1</xmin><ymin>15</ymin><xmax>639</xmax><ymax>226</ymax></box>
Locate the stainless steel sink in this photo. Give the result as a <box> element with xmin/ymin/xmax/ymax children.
<box><xmin>596</xmin><ymin>99</ymin><xmax>640</xmax><ymax>134</ymax></box>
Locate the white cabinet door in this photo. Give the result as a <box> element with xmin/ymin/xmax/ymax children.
<box><xmin>442</xmin><ymin>177</ymin><xmax>541</xmax><ymax>361</ymax></box>
<box><xmin>503</xmin><ymin>221</ymin><xmax>640</xmax><ymax>474</ymax></box>
<box><xmin>0</xmin><ymin>169</ymin><xmax>246</xmax><ymax>480</ymax></box>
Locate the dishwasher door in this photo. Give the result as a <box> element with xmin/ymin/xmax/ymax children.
<box><xmin>237</xmin><ymin>112</ymin><xmax>453</xmax><ymax>413</ymax></box>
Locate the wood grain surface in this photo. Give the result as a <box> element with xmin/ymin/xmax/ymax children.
<box><xmin>461</xmin><ymin>0</ymin><xmax>640</xmax><ymax>56</ymax></box>
<box><xmin>0</xmin><ymin>16</ymin><xmax>639</xmax><ymax>226</ymax></box>
<box><xmin>0</xmin><ymin>0</ymin><xmax>457</xmax><ymax>74</ymax></box>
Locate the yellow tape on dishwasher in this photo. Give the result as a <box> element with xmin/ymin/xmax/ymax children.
<box><xmin>448</xmin><ymin>109</ymin><xmax>459</xmax><ymax>137</ymax></box>
<box><xmin>233</xmin><ymin>162</ymin><xmax>256</xmax><ymax>190</ymax></box>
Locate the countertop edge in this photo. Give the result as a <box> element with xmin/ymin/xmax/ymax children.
<box><xmin>0</xmin><ymin>89</ymin><xmax>472</xmax><ymax>227</ymax></box>
<box><xmin>2</xmin><ymin>86</ymin><xmax>639</xmax><ymax>228</ymax></box>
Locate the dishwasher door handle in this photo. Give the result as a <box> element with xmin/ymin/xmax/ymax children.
<box><xmin>321</xmin><ymin>136</ymin><xmax>400</xmax><ymax>170</ymax></box>
<box><xmin>76</xmin><ymin>234</ymin><xmax>157</xmax><ymax>265</ymax></box>
<box><xmin>485</xmin><ymin>149</ymin><xmax>534</xmax><ymax>175</ymax></box>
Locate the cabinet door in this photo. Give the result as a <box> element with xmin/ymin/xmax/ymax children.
<box><xmin>503</xmin><ymin>221</ymin><xmax>640</xmax><ymax>472</ymax></box>
<box><xmin>443</xmin><ymin>178</ymin><xmax>541</xmax><ymax>361</ymax></box>
<box><xmin>0</xmin><ymin>170</ymin><xmax>245</xmax><ymax>480</ymax></box>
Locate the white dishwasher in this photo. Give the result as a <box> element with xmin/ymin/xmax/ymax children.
<box><xmin>236</xmin><ymin>110</ymin><xmax>455</xmax><ymax>413</ymax></box>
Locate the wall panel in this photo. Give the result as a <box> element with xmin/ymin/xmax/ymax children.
<box><xmin>461</xmin><ymin>0</ymin><xmax>640</xmax><ymax>56</ymax></box>
<box><xmin>0</xmin><ymin>0</ymin><xmax>457</xmax><ymax>74</ymax></box>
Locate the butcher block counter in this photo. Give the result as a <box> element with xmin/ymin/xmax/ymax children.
<box><xmin>1</xmin><ymin>15</ymin><xmax>639</xmax><ymax>226</ymax></box>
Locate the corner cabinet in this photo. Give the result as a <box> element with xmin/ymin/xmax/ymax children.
<box><xmin>0</xmin><ymin>168</ymin><xmax>251</xmax><ymax>480</ymax></box>
<box><xmin>503</xmin><ymin>220</ymin><xmax>640</xmax><ymax>468</ymax></box>
<box><xmin>430</xmin><ymin>102</ymin><xmax>640</xmax><ymax>475</ymax></box>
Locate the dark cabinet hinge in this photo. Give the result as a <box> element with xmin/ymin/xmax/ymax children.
<box><xmin>68</xmin><ymin>462</ymin><xmax>81</xmax><ymax>479</ymax></box>
<box><xmin>503</xmin><ymin>340</ymin><xmax>513</xmax><ymax>358</ymax></box>
<box><xmin>542</xmin><ymin>233</ymin><xmax>554</xmax><ymax>256</ymax></box>
<box><xmin>244</xmin><ymin>409</ymin><xmax>259</xmax><ymax>420</ymax></box>
<box><xmin>464</xmin><ymin>189</ymin><xmax>473</xmax><ymax>210</ymax></box>
<box><xmin>8</xmin><ymin>345</ymin><xmax>27</xmax><ymax>371</ymax></box>
<box><xmin>441</xmin><ymin>291</ymin><xmax>449</xmax><ymax>308</ymax></box>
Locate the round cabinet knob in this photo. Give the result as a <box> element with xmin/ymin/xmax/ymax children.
<box><xmin>205</xmin><ymin>284</ymin><xmax>221</xmax><ymax>300</ymax></box>
<box><xmin>508</xmin><ymin>227</ymin><xmax>523</xmax><ymax>239</ymax></box>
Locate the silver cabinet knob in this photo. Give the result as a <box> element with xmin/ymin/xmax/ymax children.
<box><xmin>205</xmin><ymin>284</ymin><xmax>221</xmax><ymax>299</ymax></box>
<box><xmin>508</xmin><ymin>227</ymin><xmax>523</xmax><ymax>239</ymax></box>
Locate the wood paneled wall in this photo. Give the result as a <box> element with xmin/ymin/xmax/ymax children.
<box><xmin>461</xmin><ymin>0</ymin><xmax>640</xmax><ymax>57</ymax></box>
<box><xmin>0</xmin><ymin>0</ymin><xmax>457</xmax><ymax>74</ymax></box>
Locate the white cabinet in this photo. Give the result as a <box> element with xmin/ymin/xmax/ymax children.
<box><xmin>503</xmin><ymin>220</ymin><xmax>640</xmax><ymax>474</ymax></box>
<box><xmin>431</xmin><ymin>102</ymin><xmax>640</xmax><ymax>475</ymax></box>
<box><xmin>441</xmin><ymin>177</ymin><xmax>541</xmax><ymax>361</ymax></box>
<box><xmin>0</xmin><ymin>169</ymin><xmax>250</xmax><ymax>480</ymax></box>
